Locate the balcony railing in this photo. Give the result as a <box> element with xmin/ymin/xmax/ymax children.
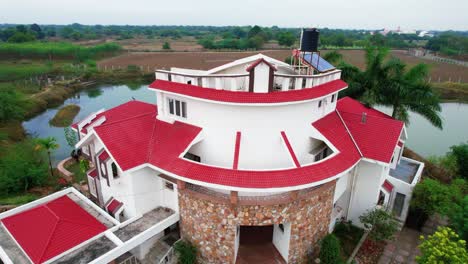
<box><xmin>155</xmin><ymin>69</ymin><xmax>341</xmax><ymax>92</ymax></box>
<box><xmin>155</xmin><ymin>70</ymin><xmax>250</xmax><ymax>91</ymax></box>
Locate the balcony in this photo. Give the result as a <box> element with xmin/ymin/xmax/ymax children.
<box><xmin>389</xmin><ymin>157</ymin><xmax>424</xmax><ymax>185</ymax></box>
<box><xmin>155</xmin><ymin>69</ymin><xmax>341</xmax><ymax>92</ymax></box>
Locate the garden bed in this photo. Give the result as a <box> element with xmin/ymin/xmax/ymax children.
<box><xmin>64</xmin><ymin>160</ymin><xmax>87</xmax><ymax>183</ymax></box>
<box><xmin>333</xmin><ymin>221</ymin><xmax>365</xmax><ymax>261</ymax></box>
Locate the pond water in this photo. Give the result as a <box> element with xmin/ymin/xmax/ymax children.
<box><xmin>23</xmin><ymin>84</ymin><xmax>154</xmax><ymax>165</ymax></box>
<box><xmin>23</xmin><ymin>84</ymin><xmax>468</xmax><ymax>164</ymax></box>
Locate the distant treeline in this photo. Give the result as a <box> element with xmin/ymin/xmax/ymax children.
<box><xmin>0</xmin><ymin>23</ymin><xmax>467</xmax><ymax>55</ymax></box>
<box><xmin>0</xmin><ymin>42</ymin><xmax>121</xmax><ymax>61</ymax></box>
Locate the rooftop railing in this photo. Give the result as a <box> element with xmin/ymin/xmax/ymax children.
<box><xmin>155</xmin><ymin>69</ymin><xmax>341</xmax><ymax>92</ymax></box>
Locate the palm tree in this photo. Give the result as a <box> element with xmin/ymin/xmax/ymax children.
<box><xmin>35</xmin><ymin>137</ymin><xmax>59</xmax><ymax>177</ymax></box>
<box><xmin>336</xmin><ymin>47</ymin><xmax>443</xmax><ymax>129</ymax></box>
<box><xmin>379</xmin><ymin>59</ymin><xmax>443</xmax><ymax>128</ymax></box>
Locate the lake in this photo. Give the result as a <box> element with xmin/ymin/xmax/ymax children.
<box><xmin>23</xmin><ymin>84</ymin><xmax>468</xmax><ymax>164</ymax></box>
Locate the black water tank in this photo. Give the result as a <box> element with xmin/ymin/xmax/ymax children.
<box><xmin>300</xmin><ymin>28</ymin><xmax>319</xmax><ymax>52</ymax></box>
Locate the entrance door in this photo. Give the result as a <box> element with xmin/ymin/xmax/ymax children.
<box><xmin>239</xmin><ymin>225</ymin><xmax>273</xmax><ymax>244</ymax></box>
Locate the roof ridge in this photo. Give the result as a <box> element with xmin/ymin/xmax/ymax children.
<box><xmin>95</xmin><ymin>111</ymin><xmax>156</xmax><ymax>129</ymax></box>
<box><xmin>38</xmin><ymin>205</ymin><xmax>60</xmax><ymax>263</ymax></box>
<box><xmin>145</xmin><ymin>120</ymin><xmax>159</xmax><ymax>163</ymax></box>
<box><xmin>336</xmin><ymin>109</ymin><xmax>364</xmax><ymax>157</ymax></box>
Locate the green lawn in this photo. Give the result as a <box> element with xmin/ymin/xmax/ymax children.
<box><xmin>0</xmin><ymin>193</ymin><xmax>39</xmax><ymax>205</ymax></box>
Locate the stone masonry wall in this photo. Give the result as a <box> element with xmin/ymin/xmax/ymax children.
<box><xmin>178</xmin><ymin>181</ymin><xmax>335</xmax><ymax>263</ymax></box>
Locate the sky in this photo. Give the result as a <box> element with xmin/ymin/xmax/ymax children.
<box><xmin>1</xmin><ymin>0</ymin><xmax>467</xmax><ymax>31</ymax></box>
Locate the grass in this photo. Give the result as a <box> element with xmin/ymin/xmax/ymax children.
<box><xmin>0</xmin><ymin>42</ymin><xmax>122</xmax><ymax>61</ymax></box>
<box><xmin>433</xmin><ymin>82</ymin><xmax>468</xmax><ymax>102</ymax></box>
<box><xmin>333</xmin><ymin>221</ymin><xmax>365</xmax><ymax>261</ymax></box>
<box><xmin>0</xmin><ymin>193</ymin><xmax>39</xmax><ymax>205</ymax></box>
<box><xmin>0</xmin><ymin>62</ymin><xmax>54</xmax><ymax>82</ymax></box>
<box><xmin>49</xmin><ymin>104</ymin><xmax>81</xmax><ymax>127</ymax></box>
<box><xmin>64</xmin><ymin>161</ymin><xmax>86</xmax><ymax>183</ymax></box>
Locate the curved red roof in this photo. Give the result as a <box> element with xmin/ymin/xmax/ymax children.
<box><xmin>88</xmin><ymin>97</ymin><xmax>402</xmax><ymax>189</ymax></box>
<box><xmin>1</xmin><ymin>196</ymin><xmax>107</xmax><ymax>264</ymax></box>
<box><xmin>149</xmin><ymin>79</ymin><xmax>347</xmax><ymax>104</ymax></box>
<box><xmin>93</xmin><ymin>102</ymin><xmax>360</xmax><ymax>189</ymax></box>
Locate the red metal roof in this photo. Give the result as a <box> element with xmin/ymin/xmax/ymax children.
<box><xmin>280</xmin><ymin>131</ymin><xmax>301</xmax><ymax>168</ymax></box>
<box><xmin>98</xmin><ymin>150</ymin><xmax>110</xmax><ymax>161</ymax></box>
<box><xmin>149</xmin><ymin>79</ymin><xmax>347</xmax><ymax>104</ymax></box>
<box><xmin>88</xmin><ymin>168</ymin><xmax>98</xmax><ymax>178</ymax></box>
<box><xmin>106</xmin><ymin>199</ymin><xmax>122</xmax><ymax>215</ymax></box>
<box><xmin>92</xmin><ymin>101</ymin><xmax>361</xmax><ymax>188</ymax></box>
<box><xmin>1</xmin><ymin>196</ymin><xmax>107</xmax><ymax>264</ymax></box>
<box><xmin>337</xmin><ymin>97</ymin><xmax>404</xmax><ymax>163</ymax></box>
<box><xmin>245</xmin><ymin>58</ymin><xmax>277</xmax><ymax>72</ymax></box>
<box><xmin>383</xmin><ymin>180</ymin><xmax>394</xmax><ymax>192</ymax></box>
<box><xmin>71</xmin><ymin>101</ymin><xmax>155</xmax><ymax>132</ymax></box>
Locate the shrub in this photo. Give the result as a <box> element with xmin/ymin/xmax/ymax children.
<box><xmin>359</xmin><ymin>208</ymin><xmax>398</xmax><ymax>242</ymax></box>
<box><xmin>417</xmin><ymin>227</ymin><xmax>468</xmax><ymax>264</ymax></box>
<box><xmin>173</xmin><ymin>240</ymin><xmax>197</xmax><ymax>264</ymax></box>
<box><xmin>127</xmin><ymin>65</ymin><xmax>140</xmax><ymax>73</ymax></box>
<box><xmin>162</xmin><ymin>42</ymin><xmax>171</xmax><ymax>50</ymax></box>
<box><xmin>320</xmin><ymin>234</ymin><xmax>342</xmax><ymax>264</ymax></box>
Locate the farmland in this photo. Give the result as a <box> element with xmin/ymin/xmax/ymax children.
<box><xmin>98</xmin><ymin>49</ymin><xmax>468</xmax><ymax>83</ymax></box>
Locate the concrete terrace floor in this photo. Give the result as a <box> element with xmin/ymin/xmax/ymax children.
<box><xmin>0</xmin><ymin>224</ymin><xmax>30</xmax><ymax>264</ymax></box>
<box><xmin>114</xmin><ymin>207</ymin><xmax>175</xmax><ymax>242</ymax></box>
<box><xmin>52</xmin><ymin>236</ymin><xmax>116</xmax><ymax>264</ymax></box>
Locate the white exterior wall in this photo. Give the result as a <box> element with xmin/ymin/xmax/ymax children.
<box><xmin>273</xmin><ymin>223</ymin><xmax>291</xmax><ymax>262</ymax></box>
<box><xmin>253</xmin><ymin>63</ymin><xmax>270</xmax><ymax>93</ymax></box>
<box><xmin>157</xmin><ymin>92</ymin><xmax>335</xmax><ymax>170</ymax></box>
<box><xmin>347</xmin><ymin>160</ymin><xmax>387</xmax><ymax>226</ymax></box>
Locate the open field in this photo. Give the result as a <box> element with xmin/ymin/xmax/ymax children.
<box><xmin>98</xmin><ymin>49</ymin><xmax>468</xmax><ymax>82</ymax></box>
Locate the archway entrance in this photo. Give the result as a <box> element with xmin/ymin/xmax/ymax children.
<box><xmin>236</xmin><ymin>225</ymin><xmax>286</xmax><ymax>264</ymax></box>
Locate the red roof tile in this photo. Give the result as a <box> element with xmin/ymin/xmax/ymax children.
<box><xmin>98</xmin><ymin>150</ymin><xmax>110</xmax><ymax>161</ymax></box>
<box><xmin>92</xmin><ymin>101</ymin><xmax>361</xmax><ymax>188</ymax></box>
<box><xmin>88</xmin><ymin>169</ymin><xmax>98</xmax><ymax>178</ymax></box>
<box><xmin>149</xmin><ymin>79</ymin><xmax>347</xmax><ymax>104</ymax></box>
<box><xmin>280</xmin><ymin>131</ymin><xmax>301</xmax><ymax>168</ymax></box>
<box><xmin>232</xmin><ymin>132</ymin><xmax>241</xmax><ymax>170</ymax></box>
<box><xmin>1</xmin><ymin>196</ymin><xmax>106</xmax><ymax>264</ymax></box>
<box><xmin>245</xmin><ymin>58</ymin><xmax>277</xmax><ymax>72</ymax></box>
<box><xmin>106</xmin><ymin>199</ymin><xmax>122</xmax><ymax>215</ymax></box>
<box><xmin>337</xmin><ymin>98</ymin><xmax>404</xmax><ymax>163</ymax></box>
<box><xmin>383</xmin><ymin>180</ymin><xmax>394</xmax><ymax>192</ymax></box>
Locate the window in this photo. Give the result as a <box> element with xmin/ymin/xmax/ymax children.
<box><xmin>318</xmin><ymin>100</ymin><xmax>323</xmax><ymax>108</ymax></box>
<box><xmin>111</xmin><ymin>162</ymin><xmax>119</xmax><ymax>178</ymax></box>
<box><xmin>331</xmin><ymin>94</ymin><xmax>336</xmax><ymax>103</ymax></box>
<box><xmin>164</xmin><ymin>181</ymin><xmax>174</xmax><ymax>191</ymax></box>
<box><xmin>187</xmin><ymin>80</ymin><xmax>192</xmax><ymax>85</ymax></box>
<box><xmin>167</xmin><ymin>98</ymin><xmax>187</xmax><ymax>118</ymax></box>
<box><xmin>392</xmin><ymin>192</ymin><xmax>406</xmax><ymax>217</ymax></box>
<box><xmin>184</xmin><ymin>152</ymin><xmax>201</xmax><ymax>162</ymax></box>
<box><xmin>378</xmin><ymin>191</ymin><xmax>385</xmax><ymax>206</ymax></box>
<box><xmin>314</xmin><ymin>146</ymin><xmax>331</xmax><ymax>162</ymax></box>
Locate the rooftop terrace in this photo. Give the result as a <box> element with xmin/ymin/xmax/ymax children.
<box><xmin>390</xmin><ymin>158</ymin><xmax>422</xmax><ymax>184</ymax></box>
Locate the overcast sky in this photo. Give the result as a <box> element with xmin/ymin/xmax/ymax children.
<box><xmin>2</xmin><ymin>0</ymin><xmax>467</xmax><ymax>30</ymax></box>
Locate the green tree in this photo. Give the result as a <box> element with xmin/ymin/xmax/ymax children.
<box><xmin>277</xmin><ymin>32</ymin><xmax>296</xmax><ymax>47</ymax></box>
<box><xmin>7</xmin><ymin>31</ymin><xmax>36</xmax><ymax>43</ymax></box>
<box><xmin>0</xmin><ymin>88</ymin><xmax>26</xmax><ymax>122</ymax></box>
<box><xmin>174</xmin><ymin>240</ymin><xmax>197</xmax><ymax>264</ymax></box>
<box><xmin>0</xmin><ymin>139</ymin><xmax>48</xmax><ymax>194</ymax></box>
<box><xmin>338</xmin><ymin>47</ymin><xmax>442</xmax><ymax>129</ymax></box>
<box><xmin>323</xmin><ymin>51</ymin><xmax>344</xmax><ymax>64</ymax></box>
<box><xmin>35</xmin><ymin>137</ymin><xmax>59</xmax><ymax>177</ymax></box>
<box><xmin>450</xmin><ymin>142</ymin><xmax>468</xmax><ymax>179</ymax></box>
<box><xmin>319</xmin><ymin>234</ymin><xmax>342</xmax><ymax>264</ymax></box>
<box><xmin>417</xmin><ymin>227</ymin><xmax>468</xmax><ymax>264</ymax></box>
<box><xmin>162</xmin><ymin>41</ymin><xmax>171</xmax><ymax>50</ymax></box>
<box><xmin>359</xmin><ymin>208</ymin><xmax>399</xmax><ymax>241</ymax></box>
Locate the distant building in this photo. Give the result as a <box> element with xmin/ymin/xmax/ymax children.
<box><xmin>0</xmin><ymin>40</ymin><xmax>424</xmax><ymax>264</ymax></box>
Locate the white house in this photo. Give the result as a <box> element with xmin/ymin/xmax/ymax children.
<box><xmin>0</xmin><ymin>51</ymin><xmax>423</xmax><ymax>264</ymax></box>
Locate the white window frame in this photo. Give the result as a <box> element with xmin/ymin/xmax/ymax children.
<box><xmin>168</xmin><ymin>98</ymin><xmax>187</xmax><ymax>118</ymax></box>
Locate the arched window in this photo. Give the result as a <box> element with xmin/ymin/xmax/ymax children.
<box><xmin>111</xmin><ymin>162</ymin><xmax>119</xmax><ymax>178</ymax></box>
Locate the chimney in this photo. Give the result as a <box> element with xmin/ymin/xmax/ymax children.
<box><xmin>361</xmin><ymin>112</ymin><xmax>367</xmax><ymax>124</ymax></box>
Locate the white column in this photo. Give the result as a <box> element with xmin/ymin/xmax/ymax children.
<box><xmin>282</xmin><ymin>78</ymin><xmax>290</xmax><ymax>91</ymax></box>
<box><xmin>215</xmin><ymin>78</ymin><xmax>223</xmax><ymax>90</ymax></box>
